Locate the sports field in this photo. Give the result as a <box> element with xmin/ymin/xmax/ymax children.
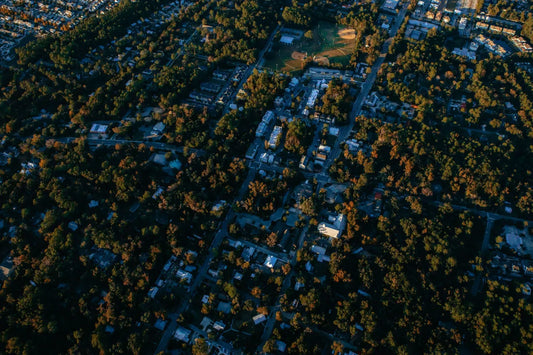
<box><xmin>263</xmin><ymin>22</ymin><xmax>355</xmax><ymax>72</ymax></box>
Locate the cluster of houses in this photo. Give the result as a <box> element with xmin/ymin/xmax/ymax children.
<box><xmin>188</xmin><ymin>66</ymin><xmax>246</xmax><ymax>108</ymax></box>
<box><xmin>0</xmin><ymin>0</ymin><xmax>121</xmax><ymax>61</ymax></box>
<box><xmin>148</xmin><ymin>251</ymin><xmax>200</xmax><ymax>303</ymax></box>
<box><xmin>406</xmin><ymin>0</ymin><xmax>532</xmax><ymax>58</ymax></box>
<box><xmin>364</xmin><ymin>91</ymin><xmax>416</xmax><ymax>122</ymax></box>
<box><xmin>169</xmin><ymin>234</ymin><xmax>289</xmax><ymax>353</ymax></box>
<box><xmin>489</xmin><ymin>225</ymin><xmax>533</xmax><ymax>297</ymax></box>
<box><xmin>474</xmin><ymin>34</ymin><xmax>511</xmax><ymax>57</ymax></box>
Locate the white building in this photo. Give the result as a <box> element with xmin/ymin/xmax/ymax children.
<box><xmin>253</xmin><ymin>314</ymin><xmax>267</xmax><ymax>324</ymax></box>
<box><xmin>318</xmin><ymin>213</ymin><xmax>346</xmax><ymax>239</ymax></box>
<box><xmin>174</xmin><ymin>327</ymin><xmax>191</xmax><ymax>342</ymax></box>
<box><xmin>268</xmin><ymin>126</ymin><xmax>283</xmax><ymax>149</ymax></box>
<box><xmin>264</xmin><ymin>255</ymin><xmax>277</xmax><ymax>268</ymax></box>
<box><xmin>90</xmin><ymin>123</ymin><xmax>108</xmax><ymax>135</ymax></box>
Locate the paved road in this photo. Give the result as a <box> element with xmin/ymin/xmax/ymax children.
<box><xmin>434</xmin><ymin>201</ymin><xmax>533</xmax><ymax>225</ymax></box>
<box><xmin>254</xmin><ymin>6</ymin><xmax>410</xmax><ymax>352</ymax></box>
<box><xmin>257</xmin><ymin>226</ymin><xmax>309</xmax><ymax>352</ymax></box>
<box><xmin>470</xmin><ymin>214</ymin><xmax>494</xmax><ymax>296</ymax></box>
<box><xmin>248</xmin><ymin>159</ymin><xmax>331</xmax><ymax>185</ymax></box>
<box><xmin>155</xmin><ymin>8</ymin><xmax>408</xmax><ymax>352</ymax></box>
<box><xmin>154</xmin><ymin>168</ymin><xmax>256</xmax><ymax>354</ymax></box>
<box><xmin>230</xmin><ymin>233</ymin><xmax>289</xmax><ymax>263</ymax></box>
<box><xmin>57</xmin><ymin>137</ymin><xmax>206</xmax><ymax>156</ymax></box>
<box><xmin>325</xmin><ymin>3</ymin><xmax>409</xmax><ymax>170</ymax></box>
<box><xmin>167</xmin><ymin>28</ymin><xmax>198</xmax><ymax>67</ymax></box>
<box><xmin>154</xmin><ymin>209</ymin><xmax>235</xmax><ymax>354</ymax></box>
<box><xmin>223</xmin><ymin>24</ymin><xmax>281</xmax><ymax>115</ymax></box>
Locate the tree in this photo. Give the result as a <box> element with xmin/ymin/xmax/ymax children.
<box><xmin>192</xmin><ymin>338</ymin><xmax>209</xmax><ymax>355</ymax></box>
<box><xmin>266</xmin><ymin>232</ymin><xmax>278</xmax><ymax>247</ymax></box>
<box><xmin>300</xmin><ymin>196</ymin><xmax>317</xmax><ymax>217</ymax></box>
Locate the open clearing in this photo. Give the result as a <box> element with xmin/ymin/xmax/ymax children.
<box><xmin>338</xmin><ymin>28</ymin><xmax>356</xmax><ymax>39</ymax></box>
<box><xmin>263</xmin><ymin>22</ymin><xmax>355</xmax><ymax>72</ymax></box>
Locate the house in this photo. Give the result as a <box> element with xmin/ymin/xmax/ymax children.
<box><xmin>90</xmin><ymin>123</ymin><xmax>108</xmax><ymax>135</ymax></box>
<box><xmin>213</xmin><ymin>70</ymin><xmax>230</xmax><ymax>80</ymax></box>
<box><xmin>213</xmin><ymin>321</ymin><xmax>225</xmax><ymax>331</ymax></box>
<box><xmin>228</xmin><ymin>239</ymin><xmax>242</xmax><ymax>248</ymax></box>
<box><xmin>241</xmin><ymin>246</ymin><xmax>255</xmax><ymax>261</ymax></box>
<box><xmin>382</xmin><ymin>0</ymin><xmax>399</xmax><ymax>11</ymax></box>
<box><xmin>522</xmin><ymin>283</ymin><xmax>531</xmax><ymax>296</ymax></box>
<box><xmin>315</xmin><ymin>152</ymin><xmax>328</xmax><ymax>161</ymax></box>
<box><xmin>151</xmin><ymin>153</ymin><xmax>167</xmax><ymax>166</ymax></box>
<box><xmin>345</xmin><ymin>139</ymin><xmax>361</xmax><ymax>152</ymax></box>
<box><xmin>246</xmin><ymin>144</ymin><xmax>258</xmax><ymax>159</ymax></box>
<box><xmin>68</xmin><ymin>221</ymin><xmax>78</xmax><ymax>231</ymax></box>
<box><xmin>212</xmin><ymin>200</ymin><xmax>226</xmax><ymax>212</ymax></box>
<box><xmin>148</xmin><ymin>286</ymin><xmax>159</xmax><ymax>299</ymax></box>
<box><xmin>299</xmin><ymin>155</ymin><xmax>309</xmax><ymax>170</ymax></box>
<box><xmin>176</xmin><ymin>269</ymin><xmax>193</xmax><ymax>283</ymax></box>
<box><xmin>318</xmin><ymin>213</ymin><xmax>346</xmax><ymax>239</ymax></box>
<box><xmin>318</xmin><ymin>223</ymin><xmax>341</xmax><ymax>238</ymax></box>
<box><xmin>200</xmin><ymin>316</ymin><xmax>212</xmax><ymax>331</ymax></box>
<box><xmin>329</xmin><ymin>127</ymin><xmax>340</xmax><ymax>136</ymax></box>
<box><xmin>152</xmin><ymin>187</ymin><xmax>164</xmax><ymax>199</ymax></box>
<box><xmin>358</xmin><ymin>289</ymin><xmax>371</xmax><ymax>298</ymax></box>
<box><xmin>0</xmin><ymin>256</ymin><xmax>14</xmax><ymax>280</ymax></box>
<box><xmin>289</xmin><ymin>78</ymin><xmax>299</xmax><ymax>87</ymax></box>
<box><xmin>256</xmin><ymin>122</ymin><xmax>268</xmax><ymax>137</ymax></box>
<box><xmin>276</xmin><ymin>341</ymin><xmax>287</xmax><ymax>352</ymax></box>
<box><xmin>294</xmin><ymin>280</ymin><xmax>305</xmax><ymax>291</ymax></box>
<box><xmin>189</xmin><ymin>91</ymin><xmax>213</xmax><ymax>104</ymax></box>
<box><xmin>279</xmin><ymin>35</ymin><xmax>295</xmax><ymax>45</ymax></box>
<box><xmin>217</xmin><ymin>301</ymin><xmax>232</xmax><ymax>314</ymax></box>
<box><xmin>169</xmin><ymin>158</ymin><xmax>182</xmax><ymax>170</ymax></box>
<box><xmin>318</xmin><ymin>145</ymin><xmax>331</xmax><ymax>154</ymax></box>
<box><xmin>310</xmin><ymin>245</ymin><xmax>326</xmax><ymax>256</ymax></box>
<box><xmin>174</xmin><ymin>326</ymin><xmax>191</xmax><ymax>342</ymax></box>
<box><xmin>259</xmin><ymin>152</ymin><xmax>275</xmax><ymax>164</ymax></box>
<box><xmin>89</xmin><ymin>248</ymin><xmax>117</xmax><ymax>269</ymax></box>
<box><xmin>200</xmin><ymin>82</ymin><xmax>221</xmax><ymax>93</ymax></box>
<box><xmin>150</xmin><ymin>122</ymin><xmax>166</xmax><ymax>136</ymax></box>
<box><xmin>325</xmin><ymin>184</ymin><xmax>348</xmax><ymax>204</ymax></box>
<box><xmin>264</xmin><ymin>255</ymin><xmax>277</xmax><ymax>268</ymax></box>
<box><xmin>306</xmin><ymin>89</ymin><xmax>319</xmax><ymax>108</ymax></box>
<box><xmin>252</xmin><ymin>314</ymin><xmax>266</xmax><ymax>325</ymax></box>
<box><xmin>154</xmin><ymin>319</ymin><xmax>167</xmax><ymax>331</ymax></box>
<box><xmin>105</xmin><ymin>325</ymin><xmax>115</xmax><ymax>334</ymax></box>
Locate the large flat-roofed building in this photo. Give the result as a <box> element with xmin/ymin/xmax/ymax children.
<box><xmin>268</xmin><ymin>125</ymin><xmax>283</xmax><ymax>149</ymax></box>
<box><xmin>318</xmin><ymin>213</ymin><xmax>346</xmax><ymax>239</ymax></box>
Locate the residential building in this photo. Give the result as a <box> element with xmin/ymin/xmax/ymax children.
<box><xmin>318</xmin><ymin>213</ymin><xmax>346</xmax><ymax>239</ymax></box>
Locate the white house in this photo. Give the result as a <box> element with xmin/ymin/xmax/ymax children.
<box><xmin>318</xmin><ymin>213</ymin><xmax>346</xmax><ymax>239</ymax></box>
<box><xmin>264</xmin><ymin>255</ymin><xmax>277</xmax><ymax>268</ymax></box>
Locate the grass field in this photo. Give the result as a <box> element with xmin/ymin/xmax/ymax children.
<box><xmin>263</xmin><ymin>22</ymin><xmax>355</xmax><ymax>72</ymax></box>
